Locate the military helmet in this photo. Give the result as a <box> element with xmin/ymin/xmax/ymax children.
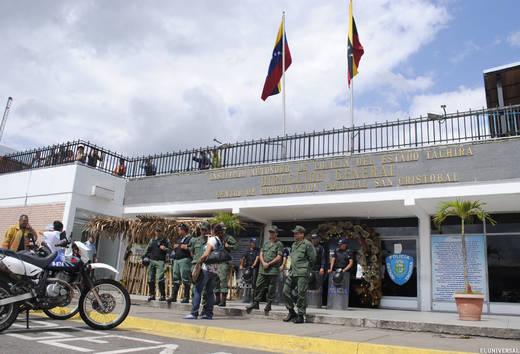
<box><xmin>141</xmin><ymin>256</ymin><xmax>151</xmax><ymax>267</ymax></box>
<box><xmin>332</xmin><ymin>270</ymin><xmax>344</xmax><ymax>286</ymax></box>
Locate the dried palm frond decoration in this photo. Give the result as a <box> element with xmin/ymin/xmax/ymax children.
<box><xmin>311</xmin><ymin>221</ymin><xmax>382</xmax><ymax>307</ymax></box>
<box><xmin>84</xmin><ymin>215</ymin><xmax>208</xmax><ymax>244</ymax></box>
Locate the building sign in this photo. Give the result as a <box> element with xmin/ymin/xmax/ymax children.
<box><xmin>431</xmin><ymin>234</ymin><xmax>487</xmax><ymax>302</ymax></box>
<box><xmin>125</xmin><ymin>140</ymin><xmax>520</xmax><ymax>205</ymax></box>
<box><xmin>211</xmin><ymin>145</ymin><xmax>472</xmax><ymax>199</ymax></box>
<box><xmin>386</xmin><ymin>254</ymin><xmax>414</xmax><ymax>286</ymax></box>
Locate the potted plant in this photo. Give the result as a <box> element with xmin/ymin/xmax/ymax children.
<box><xmin>433</xmin><ymin>200</ymin><xmax>495</xmax><ymax>321</ymax></box>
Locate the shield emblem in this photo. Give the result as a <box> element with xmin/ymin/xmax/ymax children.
<box><xmin>385</xmin><ymin>254</ymin><xmax>414</xmax><ymax>286</ymax></box>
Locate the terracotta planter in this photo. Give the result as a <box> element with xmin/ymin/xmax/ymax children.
<box><xmin>454</xmin><ymin>293</ymin><xmax>484</xmax><ymax>321</ymax></box>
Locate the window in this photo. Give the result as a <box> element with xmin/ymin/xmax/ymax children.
<box><xmin>487</xmin><ymin>234</ymin><xmax>520</xmax><ymax>303</ymax></box>
<box><xmin>380</xmin><ymin>239</ymin><xmax>417</xmax><ymax>297</ymax></box>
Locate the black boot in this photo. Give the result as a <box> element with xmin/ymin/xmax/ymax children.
<box><xmin>283</xmin><ymin>309</ymin><xmax>297</xmax><ymax>322</ymax></box>
<box><xmin>215</xmin><ymin>292</ymin><xmax>221</xmax><ymax>306</ymax></box>
<box><xmin>264</xmin><ymin>302</ymin><xmax>272</xmax><ymax>314</ymax></box>
<box><xmin>293</xmin><ymin>314</ymin><xmax>305</xmax><ymax>324</ymax></box>
<box><xmin>245</xmin><ymin>302</ymin><xmax>259</xmax><ymax>314</ymax></box>
<box><xmin>181</xmin><ymin>283</ymin><xmax>190</xmax><ymax>303</ymax></box>
<box><xmin>167</xmin><ymin>283</ymin><xmax>180</xmax><ymax>304</ymax></box>
<box><xmin>158</xmin><ymin>282</ymin><xmax>166</xmax><ymax>301</ymax></box>
<box><xmin>218</xmin><ymin>292</ymin><xmax>227</xmax><ymax>307</ymax></box>
<box><xmin>147</xmin><ymin>282</ymin><xmax>156</xmax><ymax>302</ymax></box>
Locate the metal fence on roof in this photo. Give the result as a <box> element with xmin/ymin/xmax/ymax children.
<box><xmin>1</xmin><ymin>104</ymin><xmax>519</xmax><ymax>178</ymax></box>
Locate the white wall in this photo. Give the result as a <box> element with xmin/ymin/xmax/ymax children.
<box><xmin>0</xmin><ymin>162</ymin><xmax>126</xmax><ymax>236</ymax></box>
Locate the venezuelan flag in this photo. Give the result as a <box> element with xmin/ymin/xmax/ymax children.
<box><xmin>261</xmin><ymin>20</ymin><xmax>292</xmax><ymax>101</ymax></box>
<box><xmin>348</xmin><ymin>0</ymin><xmax>364</xmax><ymax>86</ymax></box>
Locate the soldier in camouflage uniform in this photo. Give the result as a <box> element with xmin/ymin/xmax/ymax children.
<box><xmin>283</xmin><ymin>225</ymin><xmax>316</xmax><ymax>324</ymax></box>
<box><xmin>167</xmin><ymin>223</ymin><xmax>193</xmax><ymax>304</ymax></box>
<box><xmin>144</xmin><ymin>227</ymin><xmax>171</xmax><ymax>301</ymax></box>
<box><xmin>246</xmin><ymin>225</ymin><xmax>284</xmax><ymax>314</ymax></box>
<box><xmin>189</xmin><ymin>222</ymin><xmax>210</xmax><ymax>271</ymax></box>
<box><xmin>214</xmin><ymin>223</ymin><xmax>237</xmax><ymax>307</ymax></box>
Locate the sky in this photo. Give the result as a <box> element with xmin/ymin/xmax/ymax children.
<box><xmin>0</xmin><ymin>0</ymin><xmax>519</xmax><ymax>155</ymax></box>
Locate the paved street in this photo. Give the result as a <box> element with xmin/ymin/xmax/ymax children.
<box><xmin>0</xmin><ymin>315</ymin><xmax>273</xmax><ymax>354</ymax></box>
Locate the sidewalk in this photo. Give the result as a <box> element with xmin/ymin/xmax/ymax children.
<box><xmin>124</xmin><ymin>303</ymin><xmax>520</xmax><ymax>354</ymax></box>
<box><xmin>130</xmin><ymin>295</ymin><xmax>520</xmax><ymax>340</ymax></box>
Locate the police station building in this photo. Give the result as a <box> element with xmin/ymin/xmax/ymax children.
<box><xmin>1</xmin><ymin>63</ymin><xmax>520</xmax><ymax>315</ymax></box>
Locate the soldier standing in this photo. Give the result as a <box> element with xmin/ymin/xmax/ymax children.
<box><xmin>214</xmin><ymin>223</ymin><xmax>238</xmax><ymax>307</ymax></box>
<box><xmin>311</xmin><ymin>234</ymin><xmax>327</xmax><ymax>295</ymax></box>
<box><xmin>283</xmin><ymin>225</ymin><xmax>316</xmax><ymax>324</ymax></box>
<box><xmin>167</xmin><ymin>223</ymin><xmax>193</xmax><ymax>304</ymax></box>
<box><xmin>240</xmin><ymin>238</ymin><xmax>260</xmax><ymax>289</ymax></box>
<box><xmin>190</xmin><ymin>222</ymin><xmax>210</xmax><ymax>266</ymax></box>
<box><xmin>144</xmin><ymin>227</ymin><xmax>171</xmax><ymax>301</ymax></box>
<box><xmin>246</xmin><ymin>226</ymin><xmax>284</xmax><ymax>314</ymax></box>
<box><xmin>311</xmin><ymin>234</ymin><xmax>327</xmax><ymax>276</ymax></box>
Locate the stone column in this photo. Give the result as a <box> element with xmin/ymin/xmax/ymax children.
<box><xmin>405</xmin><ymin>199</ymin><xmax>432</xmax><ymax>312</ymax></box>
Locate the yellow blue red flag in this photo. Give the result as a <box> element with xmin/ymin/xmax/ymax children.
<box><xmin>261</xmin><ymin>20</ymin><xmax>292</xmax><ymax>101</ymax></box>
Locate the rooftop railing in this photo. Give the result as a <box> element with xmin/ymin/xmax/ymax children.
<box><xmin>1</xmin><ymin>104</ymin><xmax>519</xmax><ymax>178</ymax></box>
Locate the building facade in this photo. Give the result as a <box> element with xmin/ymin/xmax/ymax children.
<box><xmin>1</xmin><ymin>105</ymin><xmax>519</xmax><ymax>315</ymax></box>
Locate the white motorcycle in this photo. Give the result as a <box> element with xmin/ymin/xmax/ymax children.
<box><xmin>0</xmin><ymin>241</ymin><xmax>130</xmax><ymax>332</ymax></box>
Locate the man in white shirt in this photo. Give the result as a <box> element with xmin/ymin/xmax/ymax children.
<box><xmin>41</xmin><ymin>221</ymin><xmax>65</xmax><ymax>253</ymax></box>
<box><xmin>84</xmin><ymin>235</ymin><xmax>97</xmax><ymax>263</ymax></box>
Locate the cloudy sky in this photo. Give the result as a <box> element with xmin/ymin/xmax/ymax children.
<box><xmin>1</xmin><ymin>0</ymin><xmax>519</xmax><ymax>155</ymax></box>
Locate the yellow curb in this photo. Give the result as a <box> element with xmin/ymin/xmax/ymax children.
<box><xmin>118</xmin><ymin>316</ymin><xmax>470</xmax><ymax>354</ymax></box>
<box><xmin>32</xmin><ymin>312</ymin><xmax>470</xmax><ymax>354</ymax></box>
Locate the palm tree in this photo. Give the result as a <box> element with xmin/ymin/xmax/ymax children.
<box><xmin>210</xmin><ymin>212</ymin><xmax>244</xmax><ymax>235</ymax></box>
<box><xmin>433</xmin><ymin>200</ymin><xmax>495</xmax><ymax>293</ymax></box>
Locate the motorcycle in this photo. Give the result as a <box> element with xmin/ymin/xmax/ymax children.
<box><xmin>0</xmin><ymin>241</ymin><xmax>130</xmax><ymax>332</ymax></box>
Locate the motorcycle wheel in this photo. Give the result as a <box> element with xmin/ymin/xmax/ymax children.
<box><xmin>79</xmin><ymin>279</ymin><xmax>130</xmax><ymax>330</ymax></box>
<box><xmin>43</xmin><ymin>284</ymin><xmax>81</xmax><ymax>320</ymax></box>
<box><xmin>0</xmin><ymin>282</ymin><xmax>19</xmax><ymax>333</ymax></box>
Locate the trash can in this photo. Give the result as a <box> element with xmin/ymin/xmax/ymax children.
<box><xmin>306</xmin><ymin>271</ymin><xmax>323</xmax><ymax>308</ymax></box>
<box><xmin>327</xmin><ymin>271</ymin><xmax>350</xmax><ymax>310</ymax></box>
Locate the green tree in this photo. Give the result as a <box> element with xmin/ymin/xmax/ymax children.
<box><xmin>210</xmin><ymin>212</ymin><xmax>244</xmax><ymax>235</ymax></box>
<box><xmin>433</xmin><ymin>200</ymin><xmax>495</xmax><ymax>293</ymax></box>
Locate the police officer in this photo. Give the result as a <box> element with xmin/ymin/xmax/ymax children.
<box><xmin>144</xmin><ymin>227</ymin><xmax>171</xmax><ymax>301</ymax></box>
<box><xmin>283</xmin><ymin>226</ymin><xmax>316</xmax><ymax>324</ymax></box>
<box><xmin>240</xmin><ymin>238</ymin><xmax>259</xmax><ymax>288</ymax></box>
<box><xmin>328</xmin><ymin>238</ymin><xmax>353</xmax><ymax>274</ymax></box>
<box><xmin>167</xmin><ymin>223</ymin><xmax>193</xmax><ymax>304</ymax></box>
<box><xmin>214</xmin><ymin>223</ymin><xmax>238</xmax><ymax>307</ymax></box>
<box><xmin>246</xmin><ymin>226</ymin><xmax>284</xmax><ymax>314</ymax></box>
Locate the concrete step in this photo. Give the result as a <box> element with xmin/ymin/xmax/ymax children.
<box><xmin>130</xmin><ymin>295</ymin><xmax>520</xmax><ymax>340</ymax></box>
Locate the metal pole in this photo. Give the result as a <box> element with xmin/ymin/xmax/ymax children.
<box><xmin>282</xmin><ymin>11</ymin><xmax>287</xmax><ymax>159</ymax></box>
<box><xmin>350</xmin><ymin>69</ymin><xmax>355</xmax><ymax>154</ymax></box>
<box><xmin>282</xmin><ymin>11</ymin><xmax>286</xmax><ymax>137</ymax></box>
<box><xmin>0</xmin><ymin>97</ymin><xmax>13</xmax><ymax>144</ymax></box>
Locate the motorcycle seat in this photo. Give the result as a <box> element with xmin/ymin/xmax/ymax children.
<box><xmin>17</xmin><ymin>251</ymin><xmax>57</xmax><ymax>269</ymax></box>
<box><xmin>0</xmin><ymin>248</ymin><xmax>17</xmax><ymax>257</ymax></box>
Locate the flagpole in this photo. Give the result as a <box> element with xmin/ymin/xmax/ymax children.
<box><xmin>282</xmin><ymin>11</ymin><xmax>287</xmax><ymax>159</ymax></box>
<box><xmin>350</xmin><ymin>67</ymin><xmax>355</xmax><ymax>154</ymax></box>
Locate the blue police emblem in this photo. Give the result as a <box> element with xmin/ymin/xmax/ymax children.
<box><xmin>386</xmin><ymin>254</ymin><xmax>414</xmax><ymax>286</ymax></box>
